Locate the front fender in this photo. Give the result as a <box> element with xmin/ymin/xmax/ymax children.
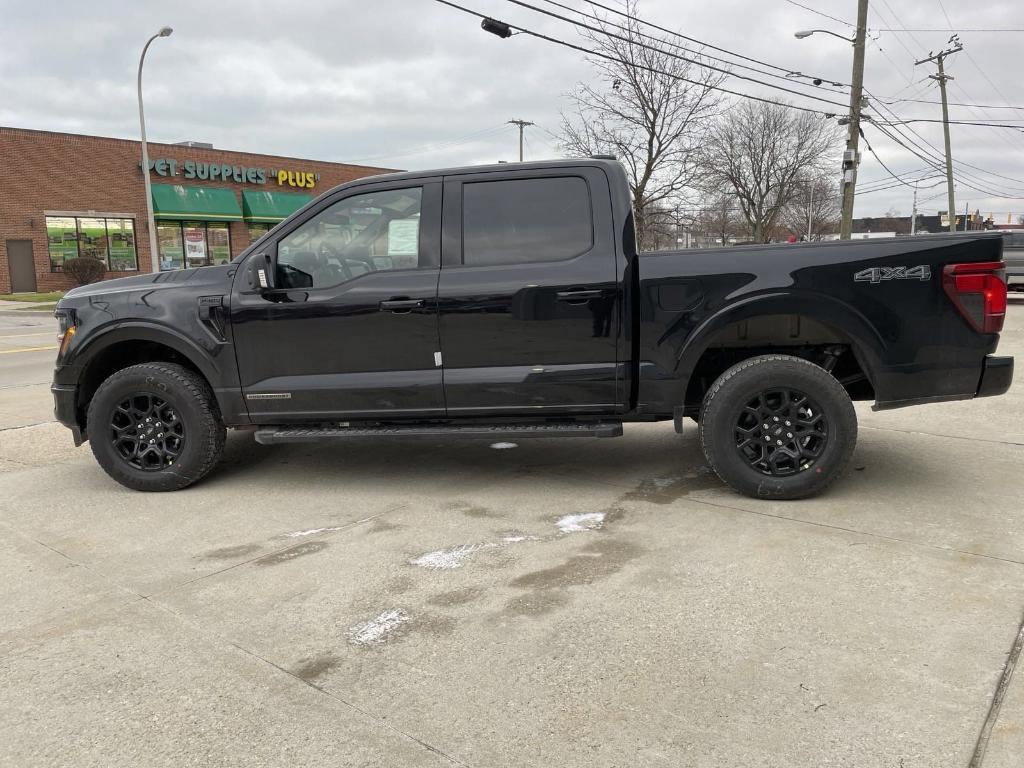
<box><xmin>64</xmin><ymin>321</ymin><xmax>224</xmax><ymax>386</ymax></box>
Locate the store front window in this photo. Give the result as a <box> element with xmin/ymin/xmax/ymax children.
<box><xmin>45</xmin><ymin>215</ymin><xmax>137</xmax><ymax>272</ymax></box>
<box><xmin>157</xmin><ymin>220</ymin><xmax>232</xmax><ymax>271</ymax></box>
<box><xmin>157</xmin><ymin>223</ymin><xmax>185</xmax><ymax>271</ymax></box>
<box><xmin>247</xmin><ymin>222</ymin><xmax>273</xmax><ymax>245</ymax></box>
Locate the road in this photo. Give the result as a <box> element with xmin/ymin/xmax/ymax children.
<box><xmin>1</xmin><ymin>299</ymin><xmax>1023</xmax><ymax>767</ymax></box>
<box><xmin>0</xmin><ymin>309</ymin><xmax>57</xmax><ymax>430</ymax></box>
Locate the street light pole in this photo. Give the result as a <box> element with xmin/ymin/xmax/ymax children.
<box><xmin>138</xmin><ymin>26</ymin><xmax>173</xmax><ymax>274</ymax></box>
<box><xmin>794</xmin><ymin>6</ymin><xmax>868</xmax><ymax>241</ymax></box>
<box><xmin>839</xmin><ymin>0</ymin><xmax>869</xmax><ymax>240</ymax></box>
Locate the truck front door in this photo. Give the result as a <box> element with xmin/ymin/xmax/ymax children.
<box><xmin>230</xmin><ymin>180</ymin><xmax>444</xmax><ymax>422</ymax></box>
<box><xmin>437</xmin><ymin>168</ymin><xmax>622</xmax><ymax>415</ymax></box>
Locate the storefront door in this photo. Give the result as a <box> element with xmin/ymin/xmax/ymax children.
<box><xmin>6</xmin><ymin>240</ymin><xmax>36</xmax><ymax>293</ymax></box>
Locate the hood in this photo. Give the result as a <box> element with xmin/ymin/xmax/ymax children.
<box><xmin>60</xmin><ymin>265</ymin><xmax>233</xmax><ymax>304</ymax></box>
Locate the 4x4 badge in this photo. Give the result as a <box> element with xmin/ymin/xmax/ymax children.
<box><xmin>854</xmin><ymin>265</ymin><xmax>931</xmax><ymax>283</ymax></box>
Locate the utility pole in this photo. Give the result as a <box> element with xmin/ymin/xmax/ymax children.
<box><xmin>507</xmin><ymin>119</ymin><xmax>534</xmax><ymax>162</ymax></box>
<box><xmin>916</xmin><ymin>38</ymin><xmax>963</xmax><ymax>234</ymax></box>
<box><xmin>838</xmin><ymin>0</ymin><xmax>869</xmax><ymax>240</ymax></box>
<box><xmin>910</xmin><ymin>183</ymin><xmax>918</xmax><ymax>236</ymax></box>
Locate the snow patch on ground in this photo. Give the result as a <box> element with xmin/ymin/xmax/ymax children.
<box><xmin>490</xmin><ymin>442</ymin><xmax>518</xmax><ymax>449</ymax></box>
<box><xmin>347</xmin><ymin>609</ymin><xmax>410</xmax><ymax>646</ymax></box>
<box><xmin>555</xmin><ymin>512</ymin><xmax>606</xmax><ymax>534</ymax></box>
<box><xmin>501</xmin><ymin>532</ymin><xmax>541</xmax><ymax>543</ymax></box>
<box><xmin>409</xmin><ymin>543</ymin><xmax>498</xmax><ymax>569</ymax></box>
<box><xmin>286</xmin><ymin>526</ymin><xmax>344</xmax><ymax>538</ymax></box>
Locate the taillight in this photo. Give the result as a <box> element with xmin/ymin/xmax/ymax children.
<box><xmin>942</xmin><ymin>261</ymin><xmax>1007</xmax><ymax>334</ymax></box>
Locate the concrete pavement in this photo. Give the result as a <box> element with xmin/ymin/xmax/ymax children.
<box><xmin>1</xmin><ymin>300</ymin><xmax>1022</xmax><ymax>767</ymax></box>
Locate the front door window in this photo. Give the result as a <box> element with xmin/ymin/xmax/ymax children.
<box><xmin>276</xmin><ymin>187</ymin><xmax>423</xmax><ymax>289</ymax></box>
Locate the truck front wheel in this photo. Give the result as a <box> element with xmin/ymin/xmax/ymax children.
<box><xmin>87</xmin><ymin>362</ymin><xmax>226</xmax><ymax>492</ymax></box>
<box><xmin>698</xmin><ymin>355</ymin><xmax>857</xmax><ymax>500</ymax></box>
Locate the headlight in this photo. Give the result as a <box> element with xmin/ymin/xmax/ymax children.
<box><xmin>55</xmin><ymin>309</ymin><xmax>77</xmax><ymax>355</ymax></box>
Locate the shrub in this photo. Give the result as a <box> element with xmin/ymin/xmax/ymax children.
<box><xmin>63</xmin><ymin>257</ymin><xmax>107</xmax><ymax>286</ymax></box>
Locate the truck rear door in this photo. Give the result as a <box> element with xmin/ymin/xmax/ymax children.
<box><xmin>437</xmin><ymin>167</ymin><xmax>622</xmax><ymax>415</ymax></box>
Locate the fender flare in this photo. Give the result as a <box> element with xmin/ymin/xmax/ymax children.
<box><xmin>72</xmin><ymin>321</ymin><xmax>222</xmax><ymax>387</ymax></box>
<box><xmin>674</xmin><ymin>290</ymin><xmax>887</xmax><ymax>393</ymax></box>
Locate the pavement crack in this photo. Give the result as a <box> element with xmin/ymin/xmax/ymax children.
<box><xmin>861</xmin><ymin>424</ymin><xmax>1024</xmax><ymax>448</ymax></box>
<box><xmin>141</xmin><ymin>597</ymin><xmax>472</xmax><ymax>767</ymax></box>
<box><xmin>686</xmin><ymin>496</ymin><xmax>1024</xmax><ymax>568</ymax></box>
<box><xmin>968</xmin><ymin>607</ymin><xmax>1024</xmax><ymax>767</ymax></box>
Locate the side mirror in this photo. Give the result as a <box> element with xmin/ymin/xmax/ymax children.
<box><xmin>247</xmin><ymin>251</ymin><xmax>276</xmax><ymax>292</ymax></box>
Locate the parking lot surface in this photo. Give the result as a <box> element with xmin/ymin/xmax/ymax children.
<box><xmin>1</xmin><ymin>301</ymin><xmax>1023</xmax><ymax>767</ymax></box>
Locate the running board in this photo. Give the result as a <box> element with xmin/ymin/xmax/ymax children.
<box><xmin>254</xmin><ymin>421</ymin><xmax>623</xmax><ymax>445</ymax></box>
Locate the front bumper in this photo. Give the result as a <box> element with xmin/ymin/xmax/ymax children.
<box><xmin>976</xmin><ymin>355</ymin><xmax>1014</xmax><ymax>398</ymax></box>
<box><xmin>51</xmin><ymin>383</ymin><xmax>85</xmax><ymax>445</ymax></box>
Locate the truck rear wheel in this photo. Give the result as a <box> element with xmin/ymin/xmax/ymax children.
<box><xmin>698</xmin><ymin>355</ymin><xmax>857</xmax><ymax>500</ymax></box>
<box><xmin>87</xmin><ymin>362</ymin><xmax>226</xmax><ymax>492</ymax></box>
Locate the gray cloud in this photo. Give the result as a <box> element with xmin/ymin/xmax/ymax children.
<box><xmin>1</xmin><ymin>0</ymin><xmax>1022</xmax><ymax>219</ymax></box>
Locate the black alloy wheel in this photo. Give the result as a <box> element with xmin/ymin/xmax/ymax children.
<box><xmin>110</xmin><ymin>393</ymin><xmax>186</xmax><ymax>471</ymax></box>
<box><xmin>698</xmin><ymin>355</ymin><xmax>857</xmax><ymax>500</ymax></box>
<box><xmin>87</xmin><ymin>362</ymin><xmax>226</xmax><ymax>492</ymax></box>
<box><xmin>734</xmin><ymin>388</ymin><xmax>829</xmax><ymax>476</ymax></box>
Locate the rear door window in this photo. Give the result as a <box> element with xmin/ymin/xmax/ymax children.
<box><xmin>461</xmin><ymin>177</ymin><xmax>593</xmax><ymax>266</ymax></box>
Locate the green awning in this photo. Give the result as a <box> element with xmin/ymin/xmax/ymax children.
<box><xmin>241</xmin><ymin>190</ymin><xmax>314</xmax><ymax>223</ymax></box>
<box><xmin>151</xmin><ymin>184</ymin><xmax>243</xmax><ymax>221</ymax></box>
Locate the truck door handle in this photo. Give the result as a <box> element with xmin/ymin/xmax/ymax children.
<box><xmin>556</xmin><ymin>289</ymin><xmax>604</xmax><ymax>304</ymax></box>
<box><xmin>379</xmin><ymin>298</ymin><xmax>424</xmax><ymax>313</ymax></box>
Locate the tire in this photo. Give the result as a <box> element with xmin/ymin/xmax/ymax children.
<box><xmin>698</xmin><ymin>355</ymin><xmax>857</xmax><ymax>500</ymax></box>
<box><xmin>87</xmin><ymin>362</ymin><xmax>226</xmax><ymax>492</ymax></box>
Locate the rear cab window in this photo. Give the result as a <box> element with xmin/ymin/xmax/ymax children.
<box><xmin>461</xmin><ymin>176</ymin><xmax>593</xmax><ymax>266</ymax></box>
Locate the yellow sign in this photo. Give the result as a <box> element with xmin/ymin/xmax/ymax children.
<box><xmin>277</xmin><ymin>170</ymin><xmax>316</xmax><ymax>189</ymax></box>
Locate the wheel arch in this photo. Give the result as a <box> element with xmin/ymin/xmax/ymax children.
<box><xmin>71</xmin><ymin>323</ymin><xmax>222</xmax><ymax>431</ymax></box>
<box><xmin>675</xmin><ymin>291</ymin><xmax>885</xmax><ymax>408</ymax></box>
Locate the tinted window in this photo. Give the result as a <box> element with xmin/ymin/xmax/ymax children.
<box><xmin>462</xmin><ymin>177</ymin><xmax>593</xmax><ymax>266</ymax></box>
<box><xmin>277</xmin><ymin>187</ymin><xmax>423</xmax><ymax>289</ymax></box>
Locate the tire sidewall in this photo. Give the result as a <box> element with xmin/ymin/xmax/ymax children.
<box><xmin>88</xmin><ymin>366</ymin><xmax>214</xmax><ymax>491</ymax></box>
<box><xmin>700</xmin><ymin>357</ymin><xmax>857</xmax><ymax>500</ymax></box>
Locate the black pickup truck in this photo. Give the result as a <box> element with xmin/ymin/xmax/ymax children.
<box><xmin>52</xmin><ymin>159</ymin><xmax>1013</xmax><ymax>499</ymax></box>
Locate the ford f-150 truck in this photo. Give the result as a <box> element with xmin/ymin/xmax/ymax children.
<box><xmin>51</xmin><ymin>159</ymin><xmax>1013</xmax><ymax>499</ymax></box>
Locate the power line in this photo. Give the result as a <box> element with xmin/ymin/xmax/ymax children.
<box><xmin>531</xmin><ymin>0</ymin><xmax>849</xmax><ymax>97</ymax></box>
<box><xmin>433</xmin><ymin>0</ymin><xmax>834</xmax><ymax>115</ymax></box>
<box><xmin>878</xmin><ymin>118</ymin><xmax>1024</xmax><ymax>129</ymax></box>
<box><xmin>502</xmin><ymin>0</ymin><xmax>851</xmax><ymax>108</ymax></box>
<box><xmin>780</xmin><ymin>0</ymin><xmax>852</xmax><ymax>27</ymax></box>
<box><xmin>581</xmin><ymin>0</ymin><xmax>850</xmax><ymax>86</ymax></box>
<box><xmin>873</xmin><ymin>28</ymin><xmax>1024</xmax><ymax>33</ymax></box>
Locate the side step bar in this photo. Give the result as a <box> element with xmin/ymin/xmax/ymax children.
<box><xmin>254</xmin><ymin>421</ymin><xmax>624</xmax><ymax>445</ymax></box>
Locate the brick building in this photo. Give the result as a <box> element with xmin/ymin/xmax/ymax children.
<box><xmin>0</xmin><ymin>126</ymin><xmax>392</xmax><ymax>293</ymax></box>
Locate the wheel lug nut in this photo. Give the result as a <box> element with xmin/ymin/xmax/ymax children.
<box><xmin>777</xmin><ymin>440</ymin><xmax>783</xmax><ymax>445</ymax></box>
<box><xmin>773</xmin><ymin>416</ymin><xmax>779</xmax><ymax>421</ymax></box>
<box><xmin>787</xmin><ymin>433</ymin><xmax>793</xmax><ymax>438</ymax></box>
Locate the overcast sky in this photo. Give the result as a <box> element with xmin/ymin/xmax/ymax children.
<box><xmin>2</xmin><ymin>0</ymin><xmax>1022</xmax><ymax>220</ymax></box>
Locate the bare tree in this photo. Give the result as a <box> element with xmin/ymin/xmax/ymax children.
<box><xmin>699</xmin><ymin>101</ymin><xmax>841</xmax><ymax>243</ymax></box>
<box><xmin>695</xmin><ymin>190</ymin><xmax>743</xmax><ymax>246</ymax></box>
<box><xmin>559</xmin><ymin>0</ymin><xmax>725</xmax><ymax>250</ymax></box>
<box><xmin>779</xmin><ymin>174</ymin><xmax>841</xmax><ymax>240</ymax></box>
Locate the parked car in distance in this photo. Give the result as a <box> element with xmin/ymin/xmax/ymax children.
<box><xmin>52</xmin><ymin>159</ymin><xmax>1013</xmax><ymax>499</ymax></box>
<box><xmin>1001</xmin><ymin>232</ymin><xmax>1024</xmax><ymax>292</ymax></box>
